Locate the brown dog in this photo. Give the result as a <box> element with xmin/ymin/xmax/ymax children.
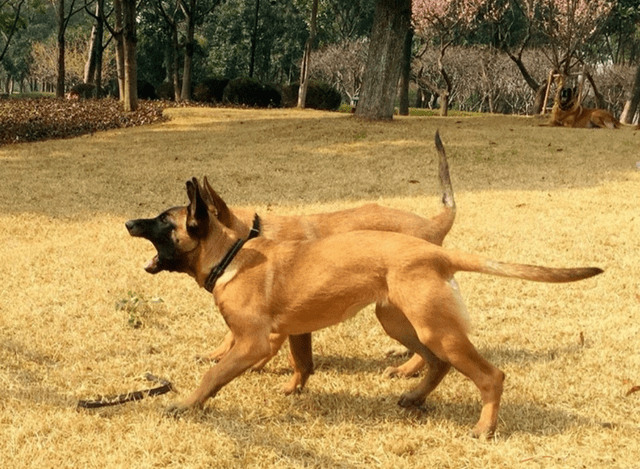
<box><xmin>199</xmin><ymin>132</ymin><xmax>457</xmax><ymax>380</ymax></box>
<box><xmin>550</xmin><ymin>87</ymin><xmax>620</xmax><ymax>129</ymax></box>
<box><xmin>125</xmin><ymin>178</ymin><xmax>602</xmax><ymax>438</ymax></box>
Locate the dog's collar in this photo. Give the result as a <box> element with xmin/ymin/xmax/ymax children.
<box><xmin>204</xmin><ymin>214</ymin><xmax>261</xmax><ymax>293</ymax></box>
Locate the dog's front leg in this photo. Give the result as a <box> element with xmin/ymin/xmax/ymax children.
<box><xmin>196</xmin><ymin>331</ymin><xmax>235</xmax><ymax>363</ymax></box>
<box><xmin>166</xmin><ymin>333</ymin><xmax>271</xmax><ymax>415</ymax></box>
<box><xmin>250</xmin><ymin>333</ymin><xmax>289</xmax><ymax>371</ymax></box>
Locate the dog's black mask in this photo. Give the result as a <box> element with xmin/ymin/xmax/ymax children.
<box><xmin>125</xmin><ymin>210</ymin><xmax>184</xmax><ymax>274</ymax></box>
<box><xmin>559</xmin><ymin>87</ymin><xmax>575</xmax><ymax>110</ymax></box>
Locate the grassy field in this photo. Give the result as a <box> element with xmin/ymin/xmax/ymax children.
<box><xmin>1</xmin><ymin>107</ymin><xmax>639</xmax><ymax>468</ymax></box>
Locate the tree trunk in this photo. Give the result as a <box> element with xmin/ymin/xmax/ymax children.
<box><xmin>84</xmin><ymin>0</ymin><xmax>104</xmax><ymax>97</ymax></box>
<box><xmin>249</xmin><ymin>0</ymin><xmax>260</xmax><ymax>78</ymax></box>
<box><xmin>180</xmin><ymin>0</ymin><xmax>197</xmax><ymax>102</ymax></box>
<box><xmin>398</xmin><ymin>27</ymin><xmax>413</xmax><ymax>116</ymax></box>
<box><xmin>170</xmin><ymin>28</ymin><xmax>181</xmax><ymax>101</ymax></box>
<box><xmin>436</xmin><ymin>46</ymin><xmax>452</xmax><ymax>117</ymax></box>
<box><xmin>180</xmin><ymin>0</ymin><xmax>198</xmax><ymax>101</ymax></box>
<box><xmin>56</xmin><ymin>0</ymin><xmax>66</xmax><ymax>98</ymax></box>
<box><xmin>84</xmin><ymin>17</ymin><xmax>98</xmax><ymax>84</ymax></box>
<box><xmin>298</xmin><ymin>0</ymin><xmax>319</xmax><ymax>108</ymax></box>
<box><xmin>94</xmin><ymin>12</ymin><xmax>104</xmax><ymax>97</ymax></box>
<box><xmin>111</xmin><ymin>0</ymin><xmax>126</xmax><ymax>101</ymax></box>
<box><xmin>355</xmin><ymin>0</ymin><xmax>411</xmax><ymax>120</ymax></box>
<box><xmin>122</xmin><ymin>0</ymin><xmax>138</xmax><ymax>111</ymax></box>
<box><xmin>620</xmin><ymin>61</ymin><xmax>640</xmax><ymax>124</ymax></box>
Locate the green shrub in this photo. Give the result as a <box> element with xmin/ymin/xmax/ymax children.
<box><xmin>282</xmin><ymin>82</ymin><xmax>342</xmax><ymax>111</ymax></box>
<box><xmin>222</xmin><ymin>78</ymin><xmax>281</xmax><ymax>108</ymax></box>
<box><xmin>193</xmin><ymin>77</ymin><xmax>230</xmax><ymax>103</ymax></box>
<box><xmin>156</xmin><ymin>82</ymin><xmax>175</xmax><ymax>101</ymax></box>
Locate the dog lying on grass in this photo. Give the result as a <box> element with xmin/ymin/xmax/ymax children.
<box><xmin>197</xmin><ymin>132</ymin><xmax>457</xmax><ymax>381</ymax></box>
<box><xmin>126</xmin><ymin>178</ymin><xmax>602</xmax><ymax>438</ymax></box>
<box><xmin>550</xmin><ymin>87</ymin><xmax>620</xmax><ymax>129</ymax></box>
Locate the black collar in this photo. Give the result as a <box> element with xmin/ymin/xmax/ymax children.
<box><xmin>204</xmin><ymin>214</ymin><xmax>261</xmax><ymax>292</ymax></box>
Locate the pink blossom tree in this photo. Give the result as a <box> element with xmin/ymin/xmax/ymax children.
<box><xmin>412</xmin><ymin>0</ymin><xmax>488</xmax><ymax>115</ymax></box>
<box><xmin>483</xmin><ymin>0</ymin><xmax>616</xmax><ymax>111</ymax></box>
<box><xmin>524</xmin><ymin>0</ymin><xmax>616</xmax><ymax>75</ymax></box>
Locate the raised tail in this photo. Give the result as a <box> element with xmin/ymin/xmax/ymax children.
<box><xmin>435</xmin><ymin>131</ymin><xmax>456</xmax><ymax>213</ymax></box>
<box><xmin>446</xmin><ymin>250</ymin><xmax>603</xmax><ymax>283</ymax></box>
<box><xmin>427</xmin><ymin>131</ymin><xmax>457</xmax><ymax>246</ymax></box>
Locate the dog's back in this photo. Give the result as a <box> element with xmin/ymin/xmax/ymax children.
<box><xmin>228</xmin><ymin>230</ymin><xmax>602</xmax><ymax>330</ymax></box>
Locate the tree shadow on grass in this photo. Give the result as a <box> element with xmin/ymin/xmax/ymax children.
<box><xmin>2</xmin><ymin>112</ymin><xmax>637</xmax><ymax>218</ymax></box>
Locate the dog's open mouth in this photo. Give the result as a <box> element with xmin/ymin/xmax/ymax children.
<box><xmin>145</xmin><ymin>254</ymin><xmax>162</xmax><ymax>274</ymax></box>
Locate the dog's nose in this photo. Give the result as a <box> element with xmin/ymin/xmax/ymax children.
<box><xmin>125</xmin><ymin>219</ymin><xmax>136</xmax><ymax>233</ymax></box>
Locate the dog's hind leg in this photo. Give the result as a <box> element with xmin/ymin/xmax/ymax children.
<box><xmin>283</xmin><ymin>333</ymin><xmax>314</xmax><ymax>395</ymax></box>
<box><xmin>429</xmin><ymin>332</ymin><xmax>504</xmax><ymax>438</ymax></box>
<box><xmin>395</xmin><ymin>283</ymin><xmax>504</xmax><ymax>438</ymax></box>
<box><xmin>384</xmin><ymin>351</ymin><xmax>425</xmax><ymax>378</ymax></box>
<box><xmin>410</xmin><ymin>311</ymin><xmax>504</xmax><ymax>438</ymax></box>
<box><xmin>375</xmin><ymin>303</ymin><xmax>451</xmax><ymax>396</ymax></box>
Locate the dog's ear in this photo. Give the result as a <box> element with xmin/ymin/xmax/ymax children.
<box><xmin>202</xmin><ymin>177</ymin><xmax>233</xmax><ymax>228</ymax></box>
<box><xmin>186</xmin><ymin>178</ymin><xmax>209</xmax><ymax>238</ymax></box>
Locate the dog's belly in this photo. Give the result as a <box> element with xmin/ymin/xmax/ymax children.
<box><xmin>274</xmin><ymin>300</ymin><xmax>373</xmax><ymax>336</ymax></box>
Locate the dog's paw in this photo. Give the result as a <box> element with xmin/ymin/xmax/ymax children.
<box><xmin>470</xmin><ymin>425</ymin><xmax>495</xmax><ymax>440</ymax></box>
<box><xmin>383</xmin><ymin>366</ymin><xmax>402</xmax><ymax>378</ymax></box>
<box><xmin>194</xmin><ymin>354</ymin><xmax>213</xmax><ymax>364</ymax></box>
<box><xmin>385</xmin><ymin>345</ymin><xmax>411</xmax><ymax>357</ymax></box>
<box><xmin>383</xmin><ymin>365</ymin><xmax>419</xmax><ymax>379</ymax></box>
<box><xmin>282</xmin><ymin>376</ymin><xmax>305</xmax><ymax>396</ymax></box>
<box><xmin>397</xmin><ymin>392</ymin><xmax>426</xmax><ymax>409</ymax></box>
<box><xmin>164</xmin><ymin>401</ymin><xmax>193</xmax><ymax>417</ymax></box>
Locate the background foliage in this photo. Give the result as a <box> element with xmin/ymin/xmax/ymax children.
<box><xmin>2</xmin><ymin>0</ymin><xmax>640</xmax><ymax>116</ymax></box>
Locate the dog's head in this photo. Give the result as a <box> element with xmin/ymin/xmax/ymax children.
<box><xmin>125</xmin><ymin>177</ymin><xmax>224</xmax><ymax>275</ymax></box>
<box><xmin>559</xmin><ymin>87</ymin><xmax>577</xmax><ymax>110</ymax></box>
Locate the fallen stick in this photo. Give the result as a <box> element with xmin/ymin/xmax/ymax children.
<box><xmin>77</xmin><ymin>373</ymin><xmax>174</xmax><ymax>409</ymax></box>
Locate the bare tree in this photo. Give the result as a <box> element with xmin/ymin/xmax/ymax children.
<box><xmin>412</xmin><ymin>0</ymin><xmax>485</xmax><ymax>116</ymax></box>
<box><xmin>83</xmin><ymin>0</ymin><xmax>107</xmax><ymax>96</ymax></box>
<box><xmin>102</xmin><ymin>0</ymin><xmax>125</xmax><ymax>100</ymax></box>
<box><xmin>309</xmin><ymin>39</ymin><xmax>367</xmax><ymax>105</ymax></box>
<box><xmin>489</xmin><ymin>0</ymin><xmax>616</xmax><ymax>112</ymax></box>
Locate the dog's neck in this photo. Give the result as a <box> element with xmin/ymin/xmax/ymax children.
<box><xmin>203</xmin><ymin>214</ymin><xmax>261</xmax><ymax>292</ymax></box>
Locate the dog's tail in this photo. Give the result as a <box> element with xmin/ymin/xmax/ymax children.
<box><xmin>446</xmin><ymin>250</ymin><xmax>603</xmax><ymax>283</ymax></box>
<box><xmin>436</xmin><ymin>131</ymin><xmax>456</xmax><ymax>213</ymax></box>
<box><xmin>426</xmin><ymin>131</ymin><xmax>456</xmax><ymax>245</ymax></box>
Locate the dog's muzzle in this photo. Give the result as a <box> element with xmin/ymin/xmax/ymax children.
<box><xmin>125</xmin><ymin>218</ymin><xmax>168</xmax><ymax>274</ymax></box>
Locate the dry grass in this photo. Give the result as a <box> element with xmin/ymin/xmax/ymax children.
<box><xmin>1</xmin><ymin>107</ymin><xmax>639</xmax><ymax>468</ymax></box>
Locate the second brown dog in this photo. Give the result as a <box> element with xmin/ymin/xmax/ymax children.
<box><xmin>550</xmin><ymin>87</ymin><xmax>620</xmax><ymax>129</ymax></box>
<box><xmin>201</xmin><ymin>132</ymin><xmax>457</xmax><ymax>384</ymax></box>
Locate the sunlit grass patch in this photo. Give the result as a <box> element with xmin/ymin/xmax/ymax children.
<box><xmin>0</xmin><ymin>107</ymin><xmax>638</xmax><ymax>468</ymax></box>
